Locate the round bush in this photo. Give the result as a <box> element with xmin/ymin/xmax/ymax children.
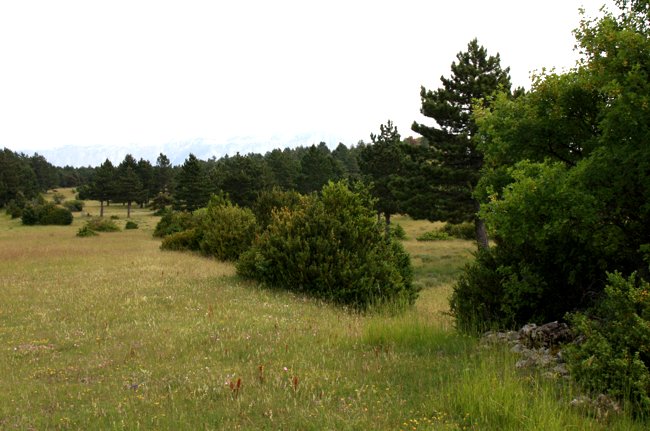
<box><xmin>153</xmin><ymin>210</ymin><xmax>197</xmax><ymax>238</ymax></box>
<box><xmin>39</xmin><ymin>205</ymin><xmax>73</xmax><ymax>225</ymax></box>
<box><xmin>125</xmin><ymin>220</ymin><xmax>139</xmax><ymax>230</ymax></box>
<box><xmin>161</xmin><ymin>228</ymin><xmax>202</xmax><ymax>251</ymax></box>
<box><xmin>85</xmin><ymin>218</ymin><xmax>120</xmax><ymax>232</ymax></box>
<box><xmin>237</xmin><ymin>181</ymin><xmax>417</xmax><ymax>310</ymax></box>
<box><xmin>199</xmin><ymin>199</ymin><xmax>257</xmax><ymax>261</ymax></box>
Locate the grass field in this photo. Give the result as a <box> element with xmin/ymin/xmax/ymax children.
<box><xmin>0</xmin><ymin>193</ymin><xmax>646</xmax><ymax>430</ymax></box>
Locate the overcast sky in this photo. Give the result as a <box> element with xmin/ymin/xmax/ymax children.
<box><xmin>0</xmin><ymin>0</ymin><xmax>614</xmax><ymax>155</ymax></box>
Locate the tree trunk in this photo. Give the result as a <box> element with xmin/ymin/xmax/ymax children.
<box><xmin>475</xmin><ymin>217</ymin><xmax>489</xmax><ymax>250</ymax></box>
<box><xmin>100</xmin><ymin>200</ymin><xmax>104</xmax><ymax>217</ymax></box>
<box><xmin>127</xmin><ymin>201</ymin><xmax>131</xmax><ymax>218</ymax></box>
<box><xmin>385</xmin><ymin>212</ymin><xmax>391</xmax><ymax>240</ymax></box>
<box><xmin>475</xmin><ymin>201</ymin><xmax>489</xmax><ymax>250</ymax></box>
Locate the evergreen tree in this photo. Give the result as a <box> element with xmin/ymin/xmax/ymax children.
<box><xmin>410</xmin><ymin>38</ymin><xmax>513</xmax><ymax>249</ymax></box>
<box><xmin>154</xmin><ymin>153</ymin><xmax>174</xmax><ymax>195</ymax></box>
<box><xmin>85</xmin><ymin>159</ymin><xmax>115</xmax><ymax>217</ymax></box>
<box><xmin>264</xmin><ymin>148</ymin><xmax>300</xmax><ymax>190</ymax></box>
<box><xmin>174</xmin><ymin>153</ymin><xmax>210</xmax><ymax>211</ymax></box>
<box><xmin>115</xmin><ymin>155</ymin><xmax>143</xmax><ymax>218</ymax></box>
<box><xmin>0</xmin><ymin>148</ymin><xmax>39</xmax><ymax>207</ymax></box>
<box><xmin>358</xmin><ymin>120</ymin><xmax>404</xmax><ymax>235</ymax></box>
<box><xmin>136</xmin><ymin>158</ymin><xmax>154</xmax><ymax>207</ymax></box>
<box><xmin>29</xmin><ymin>154</ymin><xmax>59</xmax><ymax>191</ymax></box>
<box><xmin>298</xmin><ymin>143</ymin><xmax>342</xmax><ymax>194</ymax></box>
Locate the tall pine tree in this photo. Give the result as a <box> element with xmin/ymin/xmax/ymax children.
<box><xmin>358</xmin><ymin>120</ymin><xmax>404</xmax><ymax>235</ymax></box>
<box><xmin>410</xmin><ymin>38</ymin><xmax>514</xmax><ymax>249</ymax></box>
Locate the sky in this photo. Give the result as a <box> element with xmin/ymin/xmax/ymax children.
<box><xmin>0</xmin><ymin>0</ymin><xmax>615</xmax><ymax>158</ymax></box>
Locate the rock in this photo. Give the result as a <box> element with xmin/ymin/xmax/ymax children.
<box><xmin>518</xmin><ymin>321</ymin><xmax>573</xmax><ymax>349</ymax></box>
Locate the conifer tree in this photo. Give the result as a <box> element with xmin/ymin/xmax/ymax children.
<box><xmin>174</xmin><ymin>153</ymin><xmax>210</xmax><ymax>211</ymax></box>
<box><xmin>410</xmin><ymin>38</ymin><xmax>513</xmax><ymax>249</ymax></box>
<box><xmin>358</xmin><ymin>120</ymin><xmax>404</xmax><ymax>235</ymax></box>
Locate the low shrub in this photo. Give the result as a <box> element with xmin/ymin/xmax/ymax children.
<box><xmin>63</xmin><ymin>199</ymin><xmax>84</xmax><ymax>212</ymax></box>
<box><xmin>416</xmin><ymin>230</ymin><xmax>450</xmax><ymax>241</ymax></box>
<box><xmin>39</xmin><ymin>205</ymin><xmax>74</xmax><ymax>225</ymax></box>
<box><xmin>21</xmin><ymin>202</ymin><xmax>73</xmax><ymax>226</ymax></box>
<box><xmin>237</xmin><ymin>181</ymin><xmax>417</xmax><ymax>310</ymax></box>
<box><xmin>442</xmin><ymin>222</ymin><xmax>475</xmax><ymax>240</ymax></box>
<box><xmin>252</xmin><ymin>188</ymin><xmax>303</xmax><ymax>230</ymax></box>
<box><xmin>199</xmin><ymin>198</ymin><xmax>257</xmax><ymax>261</ymax></box>
<box><xmin>85</xmin><ymin>218</ymin><xmax>120</xmax><ymax>232</ymax></box>
<box><xmin>390</xmin><ymin>223</ymin><xmax>407</xmax><ymax>240</ymax></box>
<box><xmin>161</xmin><ymin>228</ymin><xmax>202</xmax><ymax>252</ymax></box>
<box><xmin>565</xmin><ymin>272</ymin><xmax>650</xmax><ymax>415</ymax></box>
<box><xmin>110</xmin><ymin>215</ymin><xmax>120</xmax><ymax>220</ymax></box>
<box><xmin>76</xmin><ymin>225</ymin><xmax>98</xmax><ymax>237</ymax></box>
<box><xmin>125</xmin><ymin>221</ymin><xmax>139</xmax><ymax>230</ymax></box>
<box><xmin>5</xmin><ymin>200</ymin><xmax>23</xmax><ymax>219</ymax></box>
<box><xmin>153</xmin><ymin>210</ymin><xmax>197</xmax><ymax>238</ymax></box>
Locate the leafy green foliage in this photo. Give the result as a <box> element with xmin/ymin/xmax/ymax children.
<box><xmin>566</xmin><ymin>272</ymin><xmax>650</xmax><ymax>415</ymax></box>
<box><xmin>124</xmin><ymin>221</ymin><xmax>139</xmax><ymax>230</ymax></box>
<box><xmin>455</xmin><ymin>3</ymin><xmax>650</xmax><ymax>330</ymax></box>
<box><xmin>198</xmin><ymin>197</ymin><xmax>257</xmax><ymax>261</ymax></box>
<box><xmin>237</xmin><ymin>181</ymin><xmax>417</xmax><ymax>309</ymax></box>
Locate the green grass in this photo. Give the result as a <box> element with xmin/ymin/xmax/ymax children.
<box><xmin>0</xmin><ymin>203</ymin><xmax>646</xmax><ymax>430</ymax></box>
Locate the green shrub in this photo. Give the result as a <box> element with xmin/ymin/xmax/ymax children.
<box><xmin>252</xmin><ymin>188</ymin><xmax>303</xmax><ymax>229</ymax></box>
<box><xmin>442</xmin><ymin>222</ymin><xmax>475</xmax><ymax>240</ymax></box>
<box><xmin>20</xmin><ymin>204</ymin><xmax>39</xmax><ymax>225</ymax></box>
<box><xmin>63</xmin><ymin>199</ymin><xmax>84</xmax><ymax>212</ymax></box>
<box><xmin>161</xmin><ymin>228</ymin><xmax>202</xmax><ymax>252</ymax></box>
<box><xmin>110</xmin><ymin>215</ymin><xmax>120</xmax><ymax>220</ymax></box>
<box><xmin>153</xmin><ymin>210</ymin><xmax>197</xmax><ymax>238</ymax></box>
<box><xmin>76</xmin><ymin>225</ymin><xmax>98</xmax><ymax>237</ymax></box>
<box><xmin>5</xmin><ymin>200</ymin><xmax>23</xmax><ymax>219</ymax></box>
<box><xmin>389</xmin><ymin>223</ymin><xmax>407</xmax><ymax>240</ymax></box>
<box><xmin>21</xmin><ymin>202</ymin><xmax>73</xmax><ymax>226</ymax></box>
<box><xmin>39</xmin><ymin>205</ymin><xmax>73</xmax><ymax>225</ymax></box>
<box><xmin>416</xmin><ymin>230</ymin><xmax>450</xmax><ymax>241</ymax></box>
<box><xmin>237</xmin><ymin>181</ymin><xmax>417</xmax><ymax>310</ymax></box>
<box><xmin>85</xmin><ymin>218</ymin><xmax>120</xmax><ymax>232</ymax></box>
<box><xmin>125</xmin><ymin>221</ymin><xmax>139</xmax><ymax>230</ymax></box>
<box><xmin>199</xmin><ymin>198</ymin><xmax>257</xmax><ymax>261</ymax></box>
<box><xmin>565</xmin><ymin>272</ymin><xmax>650</xmax><ymax>415</ymax></box>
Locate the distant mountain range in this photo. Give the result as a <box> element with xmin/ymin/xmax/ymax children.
<box><xmin>30</xmin><ymin>133</ymin><xmax>353</xmax><ymax>167</ymax></box>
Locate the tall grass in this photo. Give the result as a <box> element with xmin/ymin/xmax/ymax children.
<box><xmin>0</xmin><ymin>203</ymin><xmax>646</xmax><ymax>429</ymax></box>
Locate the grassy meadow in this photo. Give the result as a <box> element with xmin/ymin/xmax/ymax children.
<box><xmin>0</xmin><ymin>191</ymin><xmax>646</xmax><ymax>430</ymax></box>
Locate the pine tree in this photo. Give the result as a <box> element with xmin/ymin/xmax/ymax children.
<box><xmin>115</xmin><ymin>155</ymin><xmax>143</xmax><ymax>218</ymax></box>
<box><xmin>174</xmin><ymin>153</ymin><xmax>210</xmax><ymax>211</ymax></box>
<box><xmin>87</xmin><ymin>159</ymin><xmax>115</xmax><ymax>217</ymax></box>
<box><xmin>410</xmin><ymin>38</ymin><xmax>513</xmax><ymax>249</ymax></box>
<box><xmin>358</xmin><ymin>120</ymin><xmax>404</xmax><ymax>235</ymax></box>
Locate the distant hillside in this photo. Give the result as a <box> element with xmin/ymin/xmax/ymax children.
<box><xmin>32</xmin><ymin>133</ymin><xmax>351</xmax><ymax>167</ymax></box>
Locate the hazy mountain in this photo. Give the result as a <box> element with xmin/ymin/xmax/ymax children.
<box><xmin>31</xmin><ymin>133</ymin><xmax>352</xmax><ymax>167</ymax></box>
